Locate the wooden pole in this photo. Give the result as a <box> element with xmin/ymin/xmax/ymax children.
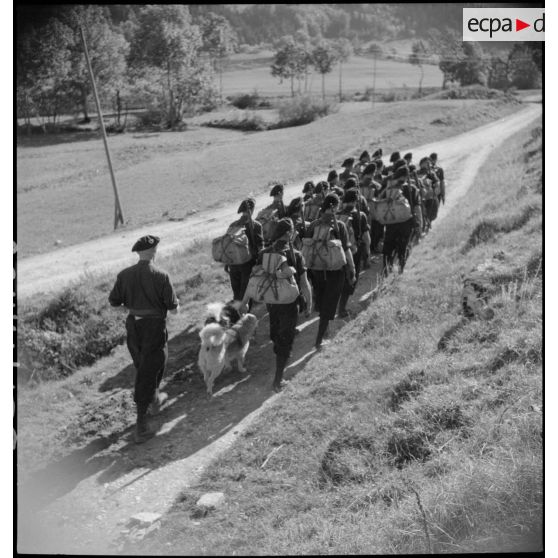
<box><xmin>79</xmin><ymin>26</ymin><xmax>124</xmax><ymax>229</ymax></box>
<box><xmin>372</xmin><ymin>51</ymin><xmax>377</xmax><ymax>109</ymax></box>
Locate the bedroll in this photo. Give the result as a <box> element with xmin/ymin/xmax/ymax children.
<box><xmin>301</xmin><ymin>223</ymin><xmax>347</xmax><ymax>271</ymax></box>
<box><xmin>212</xmin><ymin>226</ymin><xmax>252</xmax><ymax>265</ymax></box>
<box><xmin>245</xmin><ymin>252</ymin><xmax>300</xmax><ymax>304</ymax></box>
<box><xmin>336</xmin><ymin>213</ymin><xmax>358</xmax><ymax>255</ymax></box>
<box><xmin>256</xmin><ymin>207</ymin><xmax>279</xmax><ymax>243</ymax></box>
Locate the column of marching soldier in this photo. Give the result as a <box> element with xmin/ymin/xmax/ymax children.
<box><xmin>108</xmin><ymin>149</ymin><xmax>445</xmax><ymax>442</ymax></box>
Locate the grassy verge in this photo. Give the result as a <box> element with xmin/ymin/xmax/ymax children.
<box><xmin>134</xmin><ymin>120</ymin><xmax>542</xmax><ymax>555</ymax></box>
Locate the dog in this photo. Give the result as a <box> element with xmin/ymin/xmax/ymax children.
<box><xmin>198</xmin><ymin>302</ymin><xmax>258</xmax><ymax>396</ymax></box>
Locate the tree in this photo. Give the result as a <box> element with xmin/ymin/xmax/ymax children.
<box><xmin>271</xmin><ymin>35</ymin><xmax>306</xmax><ymax>97</ymax></box>
<box><xmin>61</xmin><ymin>5</ymin><xmax>129</xmax><ymax>122</ymax></box>
<box><xmin>332</xmin><ymin>38</ymin><xmax>353</xmax><ymax>103</ymax></box>
<box><xmin>199</xmin><ymin>13</ymin><xmax>237</xmax><ymax>102</ymax></box>
<box><xmin>128</xmin><ymin>5</ymin><xmax>214</xmax><ymax>127</ymax></box>
<box><xmin>312</xmin><ymin>41</ymin><xmax>336</xmax><ymax>100</ymax></box>
<box><xmin>508</xmin><ymin>43</ymin><xmax>542</xmax><ymax>89</ymax></box>
<box><xmin>409</xmin><ymin>40</ymin><xmax>428</xmax><ymax>95</ymax></box>
<box><xmin>427</xmin><ymin>27</ymin><xmax>462</xmax><ymax>89</ymax></box>
<box><xmin>488</xmin><ymin>55</ymin><xmax>510</xmax><ymax>90</ymax></box>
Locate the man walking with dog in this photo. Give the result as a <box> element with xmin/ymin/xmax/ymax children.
<box><xmin>109</xmin><ymin>235</ymin><xmax>179</xmax><ymax>444</ymax></box>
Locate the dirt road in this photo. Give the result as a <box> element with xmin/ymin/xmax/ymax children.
<box><xmin>17</xmin><ymin>103</ymin><xmax>541</xmax><ymax>554</ymax></box>
<box><xmin>17</xmin><ymin>102</ymin><xmax>540</xmax><ymax>300</ymax></box>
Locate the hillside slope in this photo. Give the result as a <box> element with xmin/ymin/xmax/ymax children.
<box><xmin>132</xmin><ymin>120</ymin><xmax>542</xmax><ymax>554</ymax></box>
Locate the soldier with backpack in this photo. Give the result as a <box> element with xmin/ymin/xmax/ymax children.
<box><xmin>327</xmin><ymin>170</ymin><xmax>339</xmax><ymax>191</ymax></box>
<box><xmin>257</xmin><ymin>184</ymin><xmax>287</xmax><ymax>245</ymax></box>
<box><xmin>417</xmin><ymin>157</ymin><xmax>440</xmax><ymax>232</ymax></box>
<box><xmin>304</xmin><ymin>180</ymin><xmax>326</xmax><ymax>223</ymax></box>
<box><xmin>303</xmin><ymin>193</ymin><xmax>355</xmax><ymax>350</ymax></box>
<box><xmin>242</xmin><ymin>218</ymin><xmax>312</xmax><ymax>392</ymax></box>
<box><xmin>380</xmin><ymin>166</ymin><xmax>420</xmax><ymax>276</ymax></box>
<box><xmin>225</xmin><ymin>197</ymin><xmax>264</xmax><ymax>301</ymax></box>
<box><xmin>339</xmin><ymin>157</ymin><xmax>356</xmax><ymax>187</ymax></box>
<box><xmin>302</xmin><ymin>180</ymin><xmax>315</xmax><ymax>202</ymax></box>
<box><xmin>429</xmin><ymin>152</ymin><xmax>446</xmax><ymax>205</ymax></box>
<box><xmin>286</xmin><ymin>196</ymin><xmax>307</xmax><ymax>251</ymax></box>
<box><xmin>360</xmin><ymin>163</ymin><xmax>385</xmax><ymax>255</ymax></box>
<box><xmin>336</xmin><ymin>189</ymin><xmax>371</xmax><ymax>317</ymax></box>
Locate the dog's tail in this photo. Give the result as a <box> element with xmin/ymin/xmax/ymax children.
<box><xmin>200</xmin><ymin>322</ymin><xmax>226</xmax><ymax>347</ymax></box>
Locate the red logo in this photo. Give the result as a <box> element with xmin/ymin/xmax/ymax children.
<box><xmin>516</xmin><ymin>18</ymin><xmax>530</xmax><ymax>32</ymax></box>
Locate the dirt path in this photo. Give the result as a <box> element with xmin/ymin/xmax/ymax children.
<box><xmin>17</xmin><ymin>104</ymin><xmax>541</xmax><ymax>554</ymax></box>
<box><xmin>17</xmin><ymin>102</ymin><xmax>540</xmax><ymax>301</ymax></box>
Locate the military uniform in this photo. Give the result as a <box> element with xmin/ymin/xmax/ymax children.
<box><xmin>109</xmin><ymin>235</ymin><xmax>178</xmax><ymax>442</ymax></box>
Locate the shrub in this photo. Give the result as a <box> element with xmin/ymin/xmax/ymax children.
<box><xmin>204</xmin><ymin>112</ymin><xmax>268</xmax><ymax>132</ymax></box>
<box><xmin>230</xmin><ymin>91</ymin><xmax>270</xmax><ymax>110</ymax></box>
<box><xmin>18</xmin><ymin>287</ymin><xmax>125</xmax><ymax>383</ymax></box>
<box><xmin>276</xmin><ymin>95</ymin><xmax>337</xmax><ymax>128</ymax></box>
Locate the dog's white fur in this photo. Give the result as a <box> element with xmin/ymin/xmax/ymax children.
<box><xmin>198</xmin><ymin>302</ymin><xmax>258</xmax><ymax>395</ymax></box>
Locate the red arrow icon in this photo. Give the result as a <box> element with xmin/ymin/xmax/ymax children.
<box><xmin>516</xmin><ymin>18</ymin><xmax>530</xmax><ymax>31</ymax></box>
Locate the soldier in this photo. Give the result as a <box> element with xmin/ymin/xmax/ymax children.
<box><xmin>302</xmin><ymin>180</ymin><xmax>315</xmax><ymax>202</ymax></box>
<box><xmin>109</xmin><ymin>235</ymin><xmax>179</xmax><ymax>444</ymax></box>
<box><xmin>336</xmin><ymin>189</ymin><xmax>371</xmax><ymax>317</ymax></box>
<box><xmin>429</xmin><ymin>152</ymin><xmax>446</xmax><ymax>205</ymax></box>
<box><xmin>327</xmin><ymin>170</ymin><xmax>339</xmax><ymax>191</ymax></box>
<box><xmin>226</xmin><ymin>197</ymin><xmax>264</xmax><ymax>301</ymax></box>
<box><xmin>339</xmin><ymin>157</ymin><xmax>356</xmax><ymax>187</ymax></box>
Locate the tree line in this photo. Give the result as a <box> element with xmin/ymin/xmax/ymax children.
<box><xmin>16</xmin><ymin>5</ymin><xmax>236</xmax><ymax>132</ymax></box>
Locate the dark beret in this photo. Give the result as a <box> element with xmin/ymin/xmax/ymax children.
<box><xmin>372</xmin><ymin>148</ymin><xmax>383</xmax><ymax>159</ymax></box>
<box><xmin>344</xmin><ymin>177</ymin><xmax>358</xmax><ymax>191</ymax></box>
<box><xmin>408</xmin><ymin>164</ymin><xmax>417</xmax><ymax>172</ymax></box>
<box><xmin>286</xmin><ymin>196</ymin><xmax>303</xmax><ymax>216</ymax></box>
<box><xmin>363</xmin><ymin>163</ymin><xmax>377</xmax><ymax>176</ymax></box>
<box><xmin>271</xmin><ymin>217</ymin><xmax>294</xmax><ymax>241</ymax></box>
<box><xmin>237</xmin><ymin>197</ymin><xmax>256</xmax><ymax>213</ymax></box>
<box><xmin>359</xmin><ymin>150</ymin><xmax>370</xmax><ymax>161</ymax></box>
<box><xmin>393</xmin><ymin>166</ymin><xmax>409</xmax><ymax>180</ymax></box>
<box><xmin>403</xmin><ymin>152</ymin><xmax>413</xmax><ymax>161</ymax></box>
<box><xmin>394</xmin><ymin>159</ymin><xmax>407</xmax><ymax>170</ymax></box>
<box><xmin>270</xmin><ymin>184</ymin><xmax>284</xmax><ymax>196</ymax></box>
<box><xmin>342</xmin><ymin>157</ymin><xmax>355</xmax><ymax>168</ymax></box>
<box><xmin>389</xmin><ymin>151</ymin><xmax>401</xmax><ymax>163</ymax></box>
<box><xmin>327</xmin><ymin>170</ymin><xmax>338</xmax><ymax>182</ymax></box>
<box><xmin>429</xmin><ymin>152</ymin><xmax>438</xmax><ymax>161</ymax></box>
<box><xmin>132</xmin><ymin>234</ymin><xmax>160</xmax><ymax>252</ymax></box>
<box><xmin>303</xmin><ymin>181</ymin><xmax>315</xmax><ymax>194</ymax></box>
<box><xmin>419</xmin><ymin>157</ymin><xmax>430</xmax><ymax>167</ymax></box>
<box><xmin>343</xmin><ymin>188</ymin><xmax>359</xmax><ymax>204</ymax></box>
<box><xmin>322</xmin><ymin>193</ymin><xmax>340</xmax><ymax>211</ymax></box>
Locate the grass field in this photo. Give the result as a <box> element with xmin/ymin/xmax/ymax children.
<box><xmin>17</xmin><ymin>98</ymin><xmax>522</xmax><ymax>257</ymax></box>
<box><xmin>221</xmin><ymin>54</ymin><xmax>443</xmax><ymax>97</ymax></box>
<box><xmin>128</xmin><ymin>119</ymin><xmax>542</xmax><ymax>555</ymax></box>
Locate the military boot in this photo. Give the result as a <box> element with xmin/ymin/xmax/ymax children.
<box><xmin>134</xmin><ymin>410</ymin><xmax>154</xmax><ymax>444</ymax></box>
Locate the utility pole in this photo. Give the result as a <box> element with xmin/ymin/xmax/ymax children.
<box><xmin>371</xmin><ymin>50</ymin><xmax>377</xmax><ymax>109</ymax></box>
<box><xmin>79</xmin><ymin>26</ymin><xmax>124</xmax><ymax>230</ymax></box>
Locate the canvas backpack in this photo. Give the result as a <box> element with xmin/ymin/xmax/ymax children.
<box><xmin>301</xmin><ymin>219</ymin><xmax>347</xmax><ymax>271</ymax></box>
<box><xmin>212</xmin><ymin>225</ymin><xmax>252</xmax><ymax>265</ymax></box>
<box><xmin>244</xmin><ymin>252</ymin><xmax>300</xmax><ymax>305</ymax></box>
<box><xmin>370</xmin><ymin>185</ymin><xmax>412</xmax><ymax>225</ymax></box>
<box><xmin>256</xmin><ymin>206</ymin><xmax>279</xmax><ymax>243</ymax></box>
<box><xmin>336</xmin><ymin>212</ymin><xmax>359</xmax><ymax>255</ymax></box>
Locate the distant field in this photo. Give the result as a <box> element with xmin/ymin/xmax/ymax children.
<box><xmin>221</xmin><ymin>54</ymin><xmax>443</xmax><ymax>97</ymax></box>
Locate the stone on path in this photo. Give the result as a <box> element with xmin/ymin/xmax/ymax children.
<box><xmin>128</xmin><ymin>512</ymin><xmax>162</xmax><ymax>528</ymax></box>
<box><xmin>196</xmin><ymin>492</ymin><xmax>225</xmax><ymax>510</ymax></box>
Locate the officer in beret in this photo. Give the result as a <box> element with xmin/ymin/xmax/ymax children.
<box><xmin>109</xmin><ymin>235</ymin><xmax>179</xmax><ymax>443</ymax></box>
<box><xmin>226</xmin><ymin>197</ymin><xmax>264</xmax><ymax>301</ymax></box>
<box><xmin>241</xmin><ymin>218</ymin><xmax>312</xmax><ymax>392</ymax></box>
